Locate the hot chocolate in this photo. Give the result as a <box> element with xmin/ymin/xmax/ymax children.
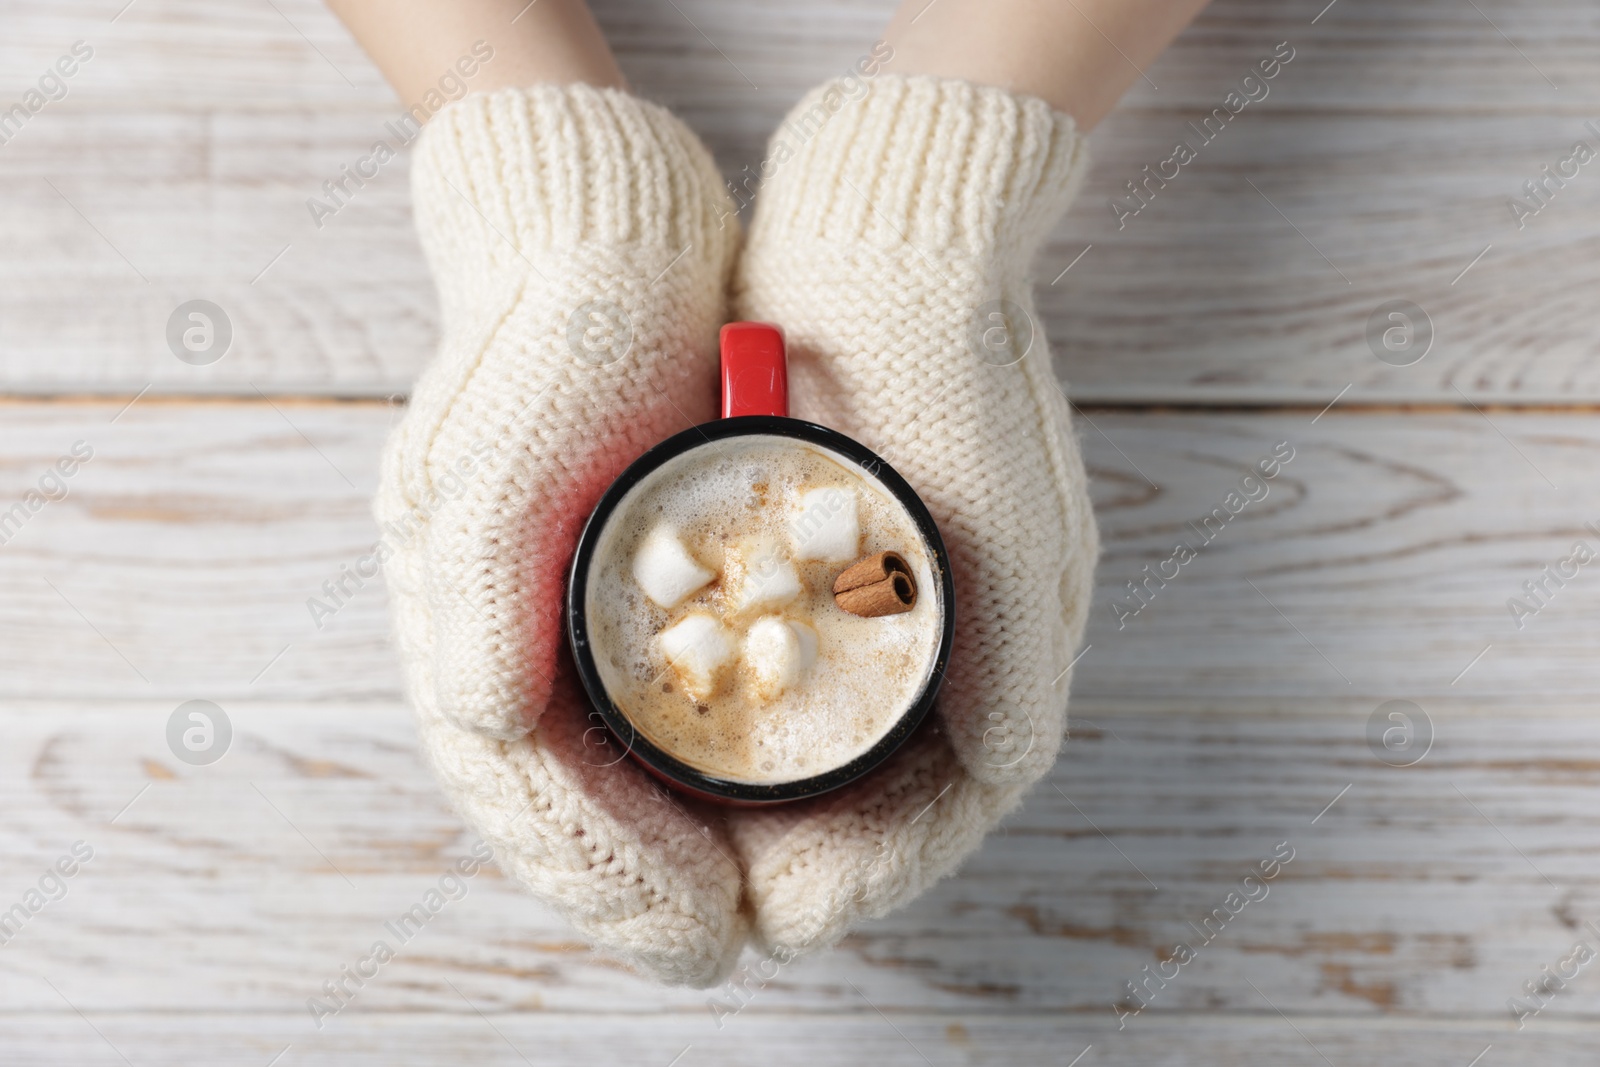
<box><xmin>584</xmin><ymin>434</ymin><xmax>942</xmax><ymax>785</ymax></box>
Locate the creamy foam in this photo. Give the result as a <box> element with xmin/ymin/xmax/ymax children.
<box><xmin>586</xmin><ymin>436</ymin><xmax>941</xmax><ymax>785</ymax></box>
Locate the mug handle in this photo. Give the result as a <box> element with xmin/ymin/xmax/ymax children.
<box><xmin>720</xmin><ymin>321</ymin><xmax>789</xmax><ymax>419</ymax></box>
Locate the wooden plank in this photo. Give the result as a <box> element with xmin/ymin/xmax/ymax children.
<box><xmin>4</xmin><ymin>699</ymin><xmax>1600</xmax><ymax>1030</ymax></box>
<box><xmin>1</xmin><ymin>1</ymin><xmax>1598</xmax><ymax>397</ymax></box>
<box><xmin>1076</xmin><ymin>408</ymin><xmax>1600</xmax><ymax>701</ymax></box>
<box><xmin>2</xmin><ymin>402</ymin><xmax>1597</xmax><ymax>702</ymax></box>
<box><xmin>1052</xmin><ymin>109</ymin><xmax>1600</xmax><ymax>404</ymax></box>
<box><xmin>0</xmin><ymin>1017</ymin><xmax>1574</xmax><ymax>1067</ymax></box>
<box><xmin>0</xmin><ymin>1013</ymin><xmax>1571</xmax><ymax>1067</ymax></box>
<box><xmin>0</xmin><ymin>112</ymin><xmax>434</xmax><ymax>394</ymax></box>
<box><xmin>7</xmin><ymin>110</ymin><xmax>1596</xmax><ymax>400</ymax></box>
<box><xmin>0</xmin><ymin>399</ymin><xmax>392</xmax><ymax>700</ymax></box>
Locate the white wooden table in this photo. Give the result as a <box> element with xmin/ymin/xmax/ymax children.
<box><xmin>4</xmin><ymin>1</ymin><xmax>1599</xmax><ymax>1064</ymax></box>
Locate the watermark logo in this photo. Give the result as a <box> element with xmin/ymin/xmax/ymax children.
<box><xmin>0</xmin><ymin>439</ymin><xmax>93</xmax><ymax>548</ymax></box>
<box><xmin>567</xmin><ymin>299</ymin><xmax>633</xmax><ymax>366</ymax></box>
<box><xmin>307</xmin><ymin>840</ymin><xmax>495</xmax><ymax>1029</ymax></box>
<box><xmin>969</xmin><ymin>299</ymin><xmax>1034</xmax><ymax>367</ymax></box>
<box><xmin>167</xmin><ymin>300</ymin><xmax>232</xmax><ymax>366</ymax></box>
<box><xmin>166</xmin><ymin>700</ymin><xmax>232</xmax><ymax>766</ymax></box>
<box><xmin>1509</xmin><ymin>923</ymin><xmax>1600</xmax><ymax>1030</ymax></box>
<box><xmin>0</xmin><ymin>40</ymin><xmax>94</xmax><ymax>148</ymax></box>
<box><xmin>580</xmin><ymin>707</ymin><xmax>635</xmax><ymax>769</ymax></box>
<box><xmin>1365</xmin><ymin>699</ymin><xmax>1432</xmax><ymax>767</ymax></box>
<box><xmin>1508</xmin><ymin>123</ymin><xmax>1600</xmax><ymax>230</ymax></box>
<box><xmin>718</xmin><ymin>41</ymin><xmax>894</xmax><ymax>222</ymax></box>
<box><xmin>1507</xmin><ymin>527</ymin><xmax>1600</xmax><ymax>630</ymax></box>
<box><xmin>306</xmin><ymin>42</ymin><xmax>495</xmax><ymax>229</ymax></box>
<box><xmin>1365</xmin><ymin>299</ymin><xmax>1432</xmax><ymax>367</ymax></box>
<box><xmin>0</xmin><ymin>841</ymin><xmax>94</xmax><ymax>947</ymax></box>
<box><xmin>1110</xmin><ymin>441</ymin><xmax>1296</xmax><ymax>629</ymax></box>
<box><xmin>980</xmin><ymin>707</ymin><xmax>1035</xmax><ymax>770</ymax></box>
<box><xmin>1110</xmin><ymin>41</ymin><xmax>1296</xmax><ymax>229</ymax></box>
<box><xmin>1114</xmin><ymin>839</ymin><xmax>1296</xmax><ymax>1029</ymax></box>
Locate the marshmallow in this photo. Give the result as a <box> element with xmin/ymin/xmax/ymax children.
<box><xmin>724</xmin><ymin>537</ymin><xmax>802</xmax><ymax>616</ymax></box>
<box><xmin>656</xmin><ymin>613</ymin><xmax>735</xmax><ymax>703</ymax></box>
<box><xmin>745</xmin><ymin>616</ymin><xmax>803</xmax><ymax>702</ymax></box>
<box><xmin>632</xmin><ymin>525</ymin><xmax>715</xmax><ymax>609</ymax></box>
<box><xmin>788</xmin><ymin>619</ymin><xmax>819</xmax><ymax>670</ymax></box>
<box><xmin>790</xmin><ymin>486</ymin><xmax>860</xmax><ymax>562</ymax></box>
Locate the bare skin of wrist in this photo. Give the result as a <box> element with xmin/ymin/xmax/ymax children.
<box><xmin>330</xmin><ymin>0</ymin><xmax>1208</xmax><ymax>133</ymax></box>
<box><xmin>882</xmin><ymin>0</ymin><xmax>1212</xmax><ymax>130</ymax></box>
<box><xmin>327</xmin><ymin>0</ymin><xmax>624</xmax><ymax>109</ymax></box>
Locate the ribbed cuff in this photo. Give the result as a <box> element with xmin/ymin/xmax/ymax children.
<box><xmin>411</xmin><ymin>84</ymin><xmax>736</xmax><ymax>278</ymax></box>
<box><xmin>747</xmin><ymin>74</ymin><xmax>1087</xmax><ymax>265</ymax></box>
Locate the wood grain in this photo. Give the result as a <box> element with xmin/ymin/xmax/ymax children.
<box><xmin>2</xmin><ymin>402</ymin><xmax>1596</xmax><ymax>702</ymax></box>
<box><xmin>4</xmin><ymin>700</ymin><xmax>1600</xmax><ymax>1034</ymax></box>
<box><xmin>0</xmin><ymin>0</ymin><xmax>1597</xmax><ymax>398</ymax></box>
<box><xmin>3</xmin><ymin>0</ymin><xmax>1598</xmax><ymax>1058</ymax></box>
<box><xmin>0</xmin><ymin>1013</ymin><xmax>1578</xmax><ymax>1067</ymax></box>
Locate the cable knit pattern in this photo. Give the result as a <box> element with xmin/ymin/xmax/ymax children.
<box><xmin>375</xmin><ymin>85</ymin><xmax>746</xmax><ymax>986</ymax></box>
<box><xmin>729</xmin><ymin>75</ymin><xmax>1097</xmax><ymax>953</ymax></box>
<box><xmin>377</xmin><ymin>75</ymin><xmax>1096</xmax><ymax>984</ymax></box>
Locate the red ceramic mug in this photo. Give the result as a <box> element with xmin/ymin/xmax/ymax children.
<box><xmin>566</xmin><ymin>323</ymin><xmax>955</xmax><ymax>804</ymax></box>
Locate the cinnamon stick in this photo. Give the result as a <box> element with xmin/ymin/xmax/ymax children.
<box><xmin>833</xmin><ymin>551</ymin><xmax>917</xmax><ymax>617</ymax></box>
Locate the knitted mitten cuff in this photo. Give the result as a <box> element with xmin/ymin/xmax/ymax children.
<box><xmin>745</xmin><ymin>73</ymin><xmax>1087</xmax><ymax>279</ymax></box>
<box><xmin>411</xmin><ymin>83</ymin><xmax>735</xmax><ymax>326</ymax></box>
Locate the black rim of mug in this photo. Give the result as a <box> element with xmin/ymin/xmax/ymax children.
<box><xmin>565</xmin><ymin>415</ymin><xmax>956</xmax><ymax>804</ymax></box>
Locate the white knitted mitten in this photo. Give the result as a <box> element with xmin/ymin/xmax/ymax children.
<box><xmin>727</xmin><ymin>75</ymin><xmax>1099</xmax><ymax>953</ymax></box>
<box><xmin>374</xmin><ymin>85</ymin><xmax>747</xmax><ymax>986</ymax></box>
